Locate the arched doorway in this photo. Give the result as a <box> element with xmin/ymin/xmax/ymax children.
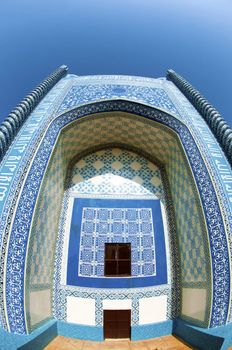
<box><xmin>4</xmin><ymin>102</ymin><xmax>228</xmax><ymax>335</ymax></box>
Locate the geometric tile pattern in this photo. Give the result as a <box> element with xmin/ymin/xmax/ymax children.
<box><xmin>24</xmin><ymin>142</ymin><xmax>65</xmax><ymax>332</ymax></box>
<box><xmin>27</xmin><ymin>143</ymin><xmax>64</xmax><ymax>287</ymax></box>
<box><xmin>58</xmin><ymin>84</ymin><xmax>180</xmax><ymax>116</ymax></box>
<box><xmin>79</xmin><ymin>207</ymin><xmax>156</xmax><ymax>278</ymax></box>
<box><xmin>62</xmin><ymin>115</ymin><xmax>177</xmax><ymax>167</ymax></box>
<box><xmin>166</xmin><ymin>144</ymin><xmax>208</xmax><ymax>284</ymax></box>
<box><xmin>25</xmin><ymin>147</ymin><xmax>164</xmax><ymax>332</ymax></box>
<box><xmin>70</xmin><ymin>148</ymin><xmax>163</xmax><ymax>198</ymax></box>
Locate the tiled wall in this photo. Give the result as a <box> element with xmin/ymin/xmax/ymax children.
<box><xmin>165</xmin><ymin>141</ymin><xmax>211</xmax><ymax>325</ymax></box>
<box><xmin>14</xmin><ymin>110</ymin><xmax>211</xmax><ymax>334</ymax></box>
<box><xmin>1</xmin><ymin>75</ymin><xmax>231</xmax><ymax>335</ymax></box>
<box><xmin>55</xmin><ymin>148</ymin><xmax>169</xmax><ymax>326</ymax></box>
<box><xmin>68</xmin><ymin>148</ymin><xmax>164</xmax><ymax>282</ymax></box>
<box><xmin>52</xmin><ymin>115</ymin><xmax>209</xmax><ymax>327</ymax></box>
<box><xmin>166</xmin><ymin>145</ymin><xmax>210</xmax><ymax>284</ymax></box>
<box><xmin>26</xmin><ymin>140</ymin><xmax>66</xmax><ymax>331</ymax></box>
<box><xmin>70</xmin><ymin>148</ymin><xmax>163</xmax><ymax>198</ymax></box>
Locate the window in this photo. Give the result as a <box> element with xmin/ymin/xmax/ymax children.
<box><xmin>104</xmin><ymin>243</ymin><xmax>131</xmax><ymax>277</ymax></box>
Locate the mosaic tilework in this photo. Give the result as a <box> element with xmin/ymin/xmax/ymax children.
<box><xmin>58</xmin><ymin>84</ymin><xmax>180</xmax><ymax>116</ymax></box>
<box><xmin>71</xmin><ymin>159</ymin><xmax>162</xmax><ymax>198</ymax></box>
<box><xmin>164</xmin><ymin>82</ymin><xmax>232</xmax><ymax>325</ymax></box>
<box><xmin>166</xmin><ymin>143</ymin><xmax>209</xmax><ymax>283</ymax></box>
<box><xmin>164</xmin><ymin>137</ymin><xmax>212</xmax><ymax>325</ymax></box>
<box><xmin>27</xmin><ymin>143</ymin><xmax>65</xmax><ymax>286</ymax></box>
<box><xmin>71</xmin><ymin>137</ymin><xmax>208</xmax><ymax>284</ymax></box>
<box><xmin>0</xmin><ymin>77</ymin><xmax>73</xmax><ymax>331</ymax></box>
<box><xmin>26</xmin><ymin>146</ymin><xmax>166</xmax><ymax>331</ymax></box>
<box><xmin>60</xmin><ymin>114</ymin><xmax>175</xmax><ymax>171</ymax></box>
<box><xmin>66</xmin><ymin>148</ymin><xmax>169</xmax><ymax>281</ymax></box>
<box><xmin>1</xmin><ymin>72</ymin><xmax>231</xmax><ymax>337</ymax></box>
<box><xmin>79</xmin><ymin>207</ymin><xmax>156</xmax><ymax>278</ymax></box>
<box><xmin>4</xmin><ymin>96</ymin><xmax>230</xmax><ymax>334</ymax></box>
<box><xmin>25</xmin><ymin>141</ymin><xmax>67</xmax><ymax>332</ymax></box>
<box><xmin>70</xmin><ymin>148</ymin><xmax>163</xmax><ymax>199</ymax></box>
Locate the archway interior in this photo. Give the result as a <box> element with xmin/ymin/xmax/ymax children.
<box><xmin>25</xmin><ymin>112</ymin><xmax>211</xmax><ymax>333</ymax></box>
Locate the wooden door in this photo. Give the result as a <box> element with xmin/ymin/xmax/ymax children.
<box><xmin>104</xmin><ymin>310</ymin><xmax>131</xmax><ymax>339</ymax></box>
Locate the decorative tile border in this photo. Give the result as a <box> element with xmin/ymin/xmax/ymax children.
<box><xmin>58</xmin><ymin>84</ymin><xmax>180</xmax><ymax>116</ymax></box>
<box><xmin>165</xmin><ymin>81</ymin><xmax>232</xmax><ymax>240</ymax></box>
<box><xmin>55</xmin><ymin>284</ymin><xmax>172</xmax><ymax>326</ymax></box>
<box><xmin>165</xmin><ymin>81</ymin><xmax>232</xmax><ymax>323</ymax></box>
<box><xmin>0</xmin><ymin>77</ymin><xmax>73</xmax><ymax>330</ymax></box>
<box><xmin>0</xmin><ymin>78</ymin><xmax>72</xmax><ymax>241</ymax></box>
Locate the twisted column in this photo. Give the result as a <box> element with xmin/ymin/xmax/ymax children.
<box><xmin>167</xmin><ymin>69</ymin><xmax>232</xmax><ymax>166</ymax></box>
<box><xmin>0</xmin><ymin>65</ymin><xmax>68</xmax><ymax>161</ymax></box>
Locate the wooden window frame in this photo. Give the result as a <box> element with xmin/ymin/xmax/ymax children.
<box><xmin>104</xmin><ymin>243</ymin><xmax>131</xmax><ymax>277</ymax></box>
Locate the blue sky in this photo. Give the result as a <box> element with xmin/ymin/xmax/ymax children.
<box><xmin>0</xmin><ymin>0</ymin><xmax>231</xmax><ymax>124</ymax></box>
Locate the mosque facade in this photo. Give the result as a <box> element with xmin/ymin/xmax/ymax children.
<box><xmin>0</xmin><ymin>66</ymin><xmax>232</xmax><ymax>349</ymax></box>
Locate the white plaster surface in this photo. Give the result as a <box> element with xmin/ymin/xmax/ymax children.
<box><xmin>160</xmin><ymin>202</ymin><xmax>170</xmax><ymax>283</ymax></box>
<box><xmin>139</xmin><ymin>295</ymin><xmax>167</xmax><ymax>324</ymax></box>
<box><xmin>182</xmin><ymin>288</ymin><xmax>206</xmax><ymax>321</ymax></box>
<box><xmin>103</xmin><ymin>299</ymin><xmax>132</xmax><ymax>309</ymax></box>
<box><xmin>67</xmin><ymin>296</ymin><xmax>95</xmax><ymax>325</ymax></box>
<box><xmin>30</xmin><ymin>289</ymin><xmax>51</xmax><ymax>326</ymax></box>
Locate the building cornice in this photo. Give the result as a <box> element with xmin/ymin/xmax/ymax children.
<box><xmin>0</xmin><ymin>65</ymin><xmax>68</xmax><ymax>161</ymax></box>
<box><xmin>166</xmin><ymin>69</ymin><xmax>232</xmax><ymax>166</ymax></box>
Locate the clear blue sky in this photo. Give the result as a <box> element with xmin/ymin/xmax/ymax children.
<box><xmin>0</xmin><ymin>0</ymin><xmax>231</xmax><ymax>125</ymax></box>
